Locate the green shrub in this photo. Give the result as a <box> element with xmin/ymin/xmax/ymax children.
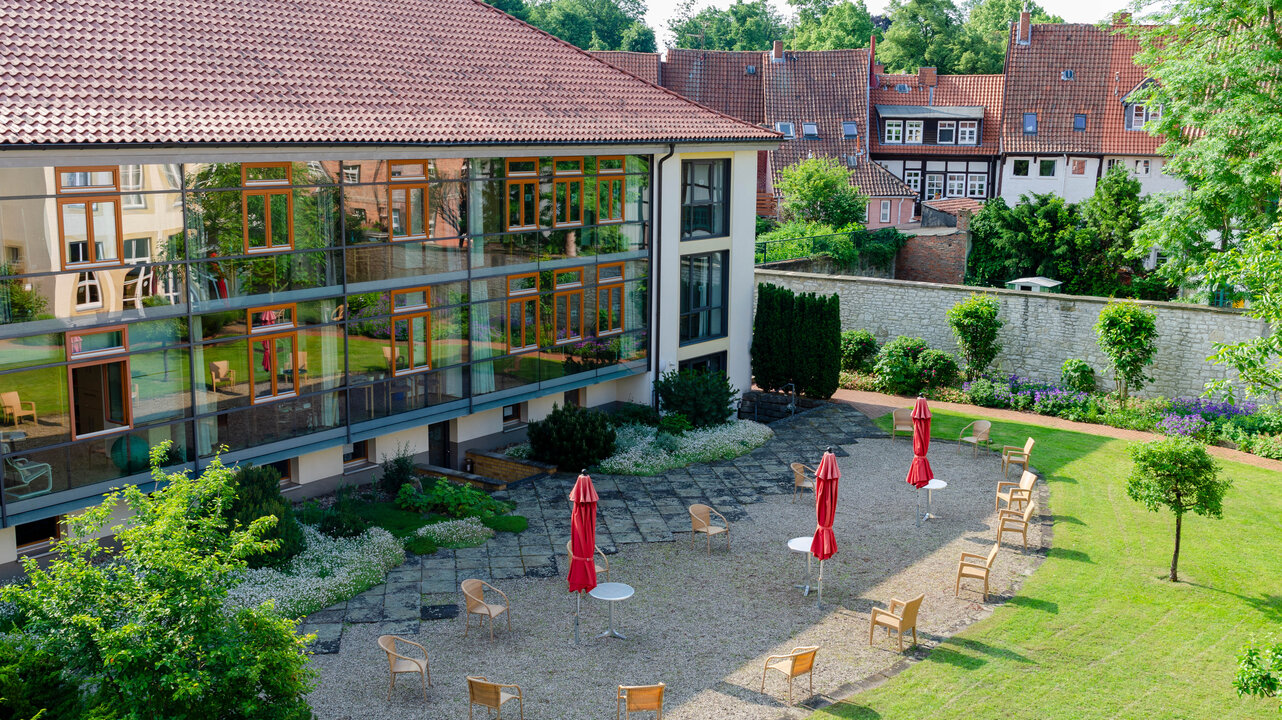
<box><xmin>917</xmin><ymin>349</ymin><xmax>960</xmax><ymax>389</ymax></box>
<box><xmin>417</xmin><ymin>478</ymin><xmax>511</xmax><ymax>518</ymax></box>
<box><xmin>611</xmin><ymin>402</ymin><xmax>660</xmax><ymax>426</ymax></box>
<box><xmin>404</xmin><ymin>535</ymin><xmax>438</xmax><ymax>555</ymax></box>
<box><xmin>227</xmin><ymin>464</ymin><xmax>306</xmax><ymax>568</ymax></box>
<box><xmin>653</xmin><ymin>431</ymin><xmax>680</xmax><ymax>453</ymax></box>
<box><xmin>947</xmin><ymin>294</ymin><xmax>1004</xmax><ymax>380</ymax></box>
<box><xmin>840</xmin><ymin>329</ymin><xmax>879</xmax><ymax>372</ymax></box>
<box><xmin>656</xmin><ymin>369</ymin><xmax>738</xmax><ymax>428</ymax></box>
<box><xmin>395</xmin><ymin>482</ymin><xmax>431</xmax><ymax>513</ymax></box>
<box><xmin>751</xmin><ymin>284</ymin><xmax>841</xmax><ymax>397</ymax></box>
<box><xmin>1061</xmin><ymin>358</ymin><xmax>1097</xmax><ymax>393</ymax></box>
<box><xmin>751</xmin><ymin>283</ymin><xmax>793</xmax><ymax>392</ymax></box>
<box><xmin>481</xmin><ymin>514</ymin><xmax>529</xmax><ymax>533</ymax></box>
<box><xmin>657</xmin><ymin>412</ymin><xmax>693</xmax><ymax>436</ymax></box>
<box><xmin>318</xmin><ymin>508</ymin><xmax>369</xmax><ymax>538</ymax></box>
<box><xmin>874</xmin><ymin>336</ymin><xmax>930</xmax><ymax>395</ymax></box>
<box><xmin>295</xmin><ymin>499</ymin><xmax>324</xmax><ymax>525</ymax></box>
<box><xmin>528</xmin><ymin>403</ymin><xmax>617</xmax><ymax>470</ymax></box>
<box><xmin>377</xmin><ymin>443</ymin><xmax>418</xmax><ymax>494</ymax></box>
<box><xmin>0</xmin><ymin>634</ymin><xmax>86</xmax><ymax>720</ymax></box>
<box><xmin>964</xmin><ymin>378</ymin><xmax>1005</xmax><ymax>408</ymax></box>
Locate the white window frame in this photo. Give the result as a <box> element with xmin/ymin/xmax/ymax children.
<box><xmin>122</xmin><ymin>236</ymin><xmax>150</xmax><ymax>264</ymax></box>
<box><xmin>924</xmin><ymin>174</ymin><xmax>944</xmax><ymax>200</ymax></box>
<box><xmin>904</xmin><ymin>120</ymin><xmax>923</xmax><ymax>144</ymax></box>
<box><xmin>342</xmin><ymin>164</ymin><xmax>360</xmax><ymax>183</ymax></box>
<box><xmin>884</xmin><ymin>120</ymin><xmax>903</xmax><ymax>143</ymax></box>
<box><xmin>945</xmin><ymin>173</ymin><xmax>966</xmax><ymax>198</ymax></box>
<box><xmin>937</xmin><ymin>121</ymin><xmax>956</xmax><ymax>144</ymax></box>
<box><xmin>958</xmin><ymin>121</ymin><xmax>978</xmax><ymax>144</ymax></box>
<box><xmin>966</xmin><ymin>174</ymin><xmax>987</xmax><ymax>198</ymax></box>
<box><xmin>121</xmin><ymin>165</ymin><xmax>145</xmax><ymax>209</ymax></box>
<box><xmin>1012</xmin><ymin>159</ymin><xmax>1030</xmax><ymax>177</ymax></box>
<box><xmin>1134</xmin><ymin>159</ymin><xmax>1151</xmax><ymax>176</ymax></box>
<box><xmin>903</xmin><ymin>169</ymin><xmax>922</xmax><ymax>193</ymax></box>
<box><xmin>801</xmin><ymin>122</ymin><xmax>819</xmax><ymax>138</ymax></box>
<box><xmin>1131</xmin><ymin>105</ymin><xmax>1146</xmax><ymax>128</ymax></box>
<box><xmin>75</xmin><ymin>271</ymin><xmax>103</xmax><ymax>311</ymax></box>
<box><xmin>1148</xmin><ymin>106</ymin><xmax>1162</xmax><ymax>124</ymax></box>
<box><xmin>879</xmin><ymin>200</ymin><xmax>891</xmax><ymax>223</ymax></box>
<box><xmin>1106</xmin><ymin>158</ymin><xmax>1120</xmax><ymax>171</ymax></box>
<box><xmin>1038</xmin><ymin>159</ymin><xmax>1057</xmax><ymax>177</ymax></box>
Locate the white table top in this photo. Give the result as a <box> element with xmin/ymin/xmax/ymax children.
<box><xmin>787</xmin><ymin>536</ymin><xmax>813</xmax><ymax>553</ymax></box>
<box><xmin>924</xmin><ymin>479</ymin><xmax>947</xmax><ymax>491</ymax></box>
<box><xmin>589</xmin><ymin>582</ymin><xmax>634</xmax><ymax>602</ymax></box>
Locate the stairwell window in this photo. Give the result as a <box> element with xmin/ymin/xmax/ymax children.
<box><xmin>879</xmin><ymin>200</ymin><xmax>891</xmax><ymax>224</ymax></box>
<box><xmin>680</xmin><ymin>159</ymin><xmax>730</xmax><ymax>240</ymax></box>
<box><xmin>680</xmin><ymin>251</ymin><xmax>726</xmax><ymax>344</ymax></box>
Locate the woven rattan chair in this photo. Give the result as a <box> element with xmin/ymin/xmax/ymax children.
<box><xmin>956</xmin><ymin>544</ymin><xmax>999</xmax><ymax>601</ymax></box>
<box><xmin>761</xmin><ymin>646</ymin><xmax>819</xmax><ymax>706</ymax></box>
<box><xmin>790</xmin><ymin>462</ymin><xmax>816</xmax><ymax>503</ymax></box>
<box><xmin>689</xmin><ymin>503</ymin><xmax>730</xmax><ymax>555</ymax></box>
<box><xmin>869</xmin><ymin>593</ymin><xmax>924</xmax><ymax>651</ymax></box>
<box><xmin>467</xmin><ymin>676</ymin><xmax>523</xmax><ymax>719</ymax></box>
<box><xmin>996</xmin><ymin>470</ymin><xmax>1037</xmax><ymax>512</ymax></box>
<box><xmin>461</xmin><ymin>579</ymin><xmax>511</xmax><ymax>640</ymax></box>
<box><xmin>997</xmin><ymin>502</ymin><xmax>1037</xmax><ymax>550</ymax></box>
<box><xmin>1</xmin><ymin>391</ymin><xmax>37</xmax><ymax>426</ymax></box>
<box><xmin>1001</xmin><ymin>437</ymin><xmax>1035</xmax><ymax>477</ymax></box>
<box><xmin>565</xmin><ymin>539</ymin><xmax>609</xmax><ymax>581</ymax></box>
<box><xmin>957</xmin><ymin>420</ymin><xmax>992</xmax><ymax>456</ymax></box>
<box><xmin>890</xmin><ymin>408</ymin><xmax>913</xmax><ymax>441</ymax></box>
<box><xmin>617</xmin><ymin>683</ymin><xmax>664</xmax><ymax>719</ymax></box>
<box><xmin>377</xmin><ymin>635</ymin><xmax>431</xmax><ymax>701</ymax></box>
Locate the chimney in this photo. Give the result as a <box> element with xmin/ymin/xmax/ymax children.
<box><xmin>868</xmin><ymin>34</ymin><xmax>877</xmax><ymax>83</ymax></box>
<box><xmin>1017</xmin><ymin>11</ymin><xmax>1030</xmax><ymax>45</ymax></box>
<box><xmin>771</xmin><ymin>40</ymin><xmax>784</xmax><ymax>63</ymax></box>
<box><xmin>918</xmin><ymin>67</ymin><xmax>937</xmax><ymax>87</ymax></box>
<box><xmin>1113</xmin><ymin>11</ymin><xmax>1131</xmax><ymax>27</ymax></box>
<box><xmin>956</xmin><ymin>208</ymin><xmax>973</xmax><ymax>232</ymax></box>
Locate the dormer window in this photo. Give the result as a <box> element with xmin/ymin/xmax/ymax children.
<box><xmin>801</xmin><ymin>122</ymin><xmax>819</xmax><ymax>139</ymax></box>
<box><xmin>776</xmin><ymin>122</ymin><xmax>795</xmax><ymax>139</ymax></box>
<box><xmin>1061</xmin><ymin>69</ymin><xmax>1075</xmax><ymax>80</ymax></box>
<box><xmin>895</xmin><ymin>83</ymin><xmax>911</xmax><ymax>93</ymax></box>
<box><xmin>937</xmin><ymin>121</ymin><xmax>956</xmax><ymax>144</ymax></box>
<box><xmin>904</xmin><ymin>120</ymin><xmax>923</xmax><ymax>144</ymax></box>
<box><xmin>841</xmin><ymin>121</ymin><xmax>858</xmax><ymax>139</ymax></box>
<box><xmin>884</xmin><ymin>120</ymin><xmax>903</xmax><ymax>144</ymax></box>
<box><xmin>1131</xmin><ymin>105</ymin><xmax>1146</xmax><ymax>127</ymax></box>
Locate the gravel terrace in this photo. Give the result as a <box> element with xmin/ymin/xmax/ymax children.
<box><xmin>307</xmin><ymin>434</ymin><xmax>1049</xmax><ymax>719</ymax></box>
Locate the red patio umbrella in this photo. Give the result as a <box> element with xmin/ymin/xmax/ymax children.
<box><xmin>568</xmin><ymin>470</ymin><xmax>599</xmax><ymax>643</ymax></box>
<box><xmin>810</xmin><ymin>447</ymin><xmax>840</xmax><ymax>606</ymax></box>
<box><xmin>905</xmin><ymin>397</ymin><xmax>933</xmax><ymax>489</ymax></box>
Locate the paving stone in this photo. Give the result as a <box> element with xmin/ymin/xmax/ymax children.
<box><xmin>490</xmin><ymin>565</ymin><xmax>525</xmax><ymax>580</ymax></box>
<box><xmin>422</xmin><ymin>577</ymin><xmax>456</xmax><ymax>595</ymax></box>
<box><xmin>302</xmin><ymin>623</ymin><xmax>344</xmax><ymax>655</ymax></box>
<box><xmin>525</xmin><ymin>565</ymin><xmax>558</xmax><ymax>578</ymax></box>
<box><xmin>421</xmin><ymin>604</ymin><xmax>460</xmax><ymax>621</ymax></box>
<box><xmin>489</xmin><ymin>555</ymin><xmax>525</xmax><ymax>569</ymax></box>
<box><xmin>380</xmin><ymin>620</ymin><xmax>420</xmax><ymax>636</ymax></box>
<box><xmin>345</xmin><ymin>595</ymin><xmax>384</xmax><ymax>623</ymax></box>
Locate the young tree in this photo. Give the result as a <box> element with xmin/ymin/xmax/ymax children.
<box><xmin>0</xmin><ymin>445</ymin><xmax>317</xmax><ymax>719</ymax></box>
<box><xmin>947</xmin><ymin>293</ymin><xmax>1003</xmax><ymax>380</ymax></box>
<box><xmin>669</xmin><ymin>0</ymin><xmax>787</xmax><ymax>51</ymax></box>
<box><xmin>775</xmin><ymin>157</ymin><xmax>867</xmax><ymax>229</ymax></box>
<box><xmin>1200</xmin><ymin>222</ymin><xmax>1282</xmax><ymax>400</ymax></box>
<box><xmin>1126</xmin><ymin>437</ymin><xmax>1230</xmax><ymax>582</ymax></box>
<box><xmin>1095</xmin><ymin>300</ymin><xmax>1158</xmax><ymax>407</ymax></box>
<box><xmin>790</xmin><ymin>0</ymin><xmax>879</xmax><ymax>51</ymax></box>
<box><xmin>1077</xmin><ymin>164</ymin><xmax>1170</xmax><ymax>299</ymax></box>
<box><xmin>1234</xmin><ymin>639</ymin><xmax>1282</xmax><ymax>712</ymax></box>
<box><xmin>877</xmin><ymin>0</ymin><xmax>965</xmax><ymax>73</ymax></box>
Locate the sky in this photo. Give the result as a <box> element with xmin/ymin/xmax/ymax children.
<box><xmin>646</xmin><ymin>0</ymin><xmax>1133</xmax><ymax>49</ymax></box>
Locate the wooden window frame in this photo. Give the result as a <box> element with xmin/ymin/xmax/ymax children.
<box><xmin>506</xmin><ymin>178</ymin><xmax>540</xmax><ymax>231</ymax></box>
<box><xmin>507</xmin><ymin>272</ymin><xmax>539</xmax><ymax>297</ymax></box>
<box><xmin>56</xmin><ymin>169</ymin><xmax>125</xmax><ymax>267</ymax></box>
<box><xmin>389</xmin><ymin>160</ymin><xmax>430</xmax><ymax>181</ymax></box>
<box><xmin>67</xmin><ymin>355</ymin><xmax>133</xmax><ymax>440</ymax></box>
<box><xmin>248</xmin><ymin>303</ymin><xmax>297</xmax><ymax>334</ymax></box>
<box><xmin>553</xmin><ymin>289</ymin><xmax>584</xmax><ymax>344</ymax></box>
<box><xmin>597</xmin><ymin>175</ymin><xmax>625</xmax><ymax>224</ymax></box>
<box><xmin>553</xmin><ymin>157</ymin><xmax>584</xmax><ymax>176</ymax></box>
<box><xmin>56</xmin><ymin>166</ymin><xmax>120</xmax><ymax>194</ymax></box>
<box><xmin>388</xmin><ymin>181</ymin><xmax>431</xmax><ymax>240</ymax></box>
<box><xmin>553</xmin><ymin>158</ymin><xmax>584</xmax><ymax>229</ymax></box>
<box><xmin>248</xmin><ymin>331</ymin><xmax>300</xmax><ymax>405</ymax></box>
<box><xmin>596</xmin><ymin>262</ymin><xmax>625</xmax><ymax>336</ymax></box>
<box><xmin>241</xmin><ymin>162</ymin><xmax>293</xmax><ymax>187</ymax></box>
<box><xmin>390</xmin><ymin>311</ymin><xmax>432</xmax><ymax>376</ymax></box>
<box><xmin>242</xmin><ymin>187</ymin><xmax>294</xmax><ymax>254</ymax></box>
<box><xmin>597</xmin><ymin>156</ymin><xmax>625</xmax><ymax>174</ymax></box>
<box><xmin>554</xmin><ymin>268</ymin><xmax>584</xmax><ymax>289</ymax></box>
<box><xmin>506</xmin><ymin>271</ymin><xmax>540</xmax><ymax>353</ymax></box>
<box><xmin>66</xmin><ymin>325</ymin><xmax>129</xmax><ymax>361</ymax></box>
<box><xmin>343</xmin><ymin>440</ymin><xmax>370</xmax><ymax>468</ymax></box>
<box><xmin>505</xmin><ymin>158</ymin><xmax>539</xmax><ymax>177</ymax></box>
<box><xmin>391</xmin><ymin>286</ymin><xmax>431</xmax><ymax>312</ymax></box>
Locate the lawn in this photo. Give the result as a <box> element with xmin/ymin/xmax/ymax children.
<box><xmin>815</xmin><ymin>409</ymin><xmax>1282</xmax><ymax>720</ymax></box>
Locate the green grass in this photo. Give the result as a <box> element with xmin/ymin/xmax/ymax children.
<box><xmin>350</xmin><ymin>502</ymin><xmax>440</xmax><ymax>539</ymax></box>
<box><xmin>814</xmin><ymin>409</ymin><xmax>1282</xmax><ymax>720</ymax></box>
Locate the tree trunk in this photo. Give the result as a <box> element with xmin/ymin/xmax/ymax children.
<box><xmin>1170</xmin><ymin>512</ymin><xmax>1182</xmax><ymax>582</ymax></box>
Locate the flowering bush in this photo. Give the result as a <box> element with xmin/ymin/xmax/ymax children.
<box><xmin>1169</xmin><ymin>397</ymin><xmax>1258</xmax><ymax>421</ymax></box>
<box><xmin>226</xmin><ymin>525</ymin><xmax>405</xmax><ymax>619</ymax></box>
<box><xmin>1031</xmin><ymin>388</ymin><xmax>1093</xmax><ymax>421</ymax></box>
<box><xmin>598</xmin><ymin>420</ymin><xmax>774</xmax><ymax>476</ymax></box>
<box><xmin>1155</xmin><ymin>412</ymin><xmax>1214</xmax><ymax>440</ymax></box>
<box><xmin>414</xmin><ymin>517</ymin><xmax>494</xmax><ymax>547</ymax></box>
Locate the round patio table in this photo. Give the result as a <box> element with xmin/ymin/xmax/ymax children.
<box><xmin>589</xmin><ymin>582</ymin><xmax>634</xmax><ymax>639</ymax></box>
<box><xmin>920</xmin><ymin>479</ymin><xmax>947</xmax><ymax>522</ymax></box>
<box><xmin>787</xmin><ymin>536</ymin><xmax>814</xmax><ymax>596</ymax></box>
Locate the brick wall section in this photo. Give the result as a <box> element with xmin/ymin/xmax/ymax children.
<box><xmin>754</xmin><ymin>269</ymin><xmax>1271</xmax><ymax>398</ymax></box>
<box><xmin>465</xmin><ymin>450</ymin><xmax>555</xmax><ymax>486</ymax></box>
<box><xmin>895</xmin><ymin>231</ymin><xmax>969</xmax><ymax>284</ymax></box>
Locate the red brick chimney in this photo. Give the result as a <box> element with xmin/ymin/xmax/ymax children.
<box><xmin>771</xmin><ymin>40</ymin><xmax>784</xmax><ymax>63</ymax></box>
<box><xmin>918</xmin><ymin>67</ymin><xmax>937</xmax><ymax>87</ymax></box>
<box><xmin>1112</xmin><ymin>11</ymin><xmax>1131</xmax><ymax>27</ymax></box>
<box><xmin>868</xmin><ymin>34</ymin><xmax>877</xmax><ymax>83</ymax></box>
<box><xmin>1017</xmin><ymin>11</ymin><xmax>1030</xmax><ymax>45</ymax></box>
<box><xmin>957</xmin><ymin>208</ymin><xmax>973</xmax><ymax>232</ymax></box>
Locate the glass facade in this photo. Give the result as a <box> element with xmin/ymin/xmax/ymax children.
<box><xmin>0</xmin><ymin>155</ymin><xmax>652</xmax><ymax>517</ymax></box>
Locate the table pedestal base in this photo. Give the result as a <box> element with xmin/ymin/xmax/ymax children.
<box><xmin>597</xmin><ymin>601</ymin><xmax>626</xmax><ymax>640</ymax></box>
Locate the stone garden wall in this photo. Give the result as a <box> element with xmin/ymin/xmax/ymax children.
<box><xmin>755</xmin><ymin>269</ymin><xmax>1272</xmax><ymax>399</ymax></box>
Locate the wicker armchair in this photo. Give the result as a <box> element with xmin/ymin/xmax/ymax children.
<box><xmin>467</xmin><ymin>676</ymin><xmax>523</xmax><ymax>719</ymax></box>
<box><xmin>377</xmin><ymin>635</ymin><xmax>431</xmax><ymax>701</ymax></box>
<box><xmin>688</xmin><ymin>504</ymin><xmax>730</xmax><ymax>555</ymax></box>
<box><xmin>957</xmin><ymin>420</ymin><xmax>992</xmax><ymax>456</ymax></box>
<box><xmin>617</xmin><ymin>683</ymin><xmax>664</xmax><ymax>719</ymax></box>
<box><xmin>996</xmin><ymin>470</ymin><xmax>1037</xmax><ymax>512</ymax></box>
<box><xmin>890</xmin><ymin>408</ymin><xmax>913</xmax><ymax>441</ymax></box>
<box><xmin>461</xmin><ymin>579</ymin><xmax>511</xmax><ymax>640</ymax></box>
<box><xmin>997</xmin><ymin>502</ymin><xmax>1038</xmax><ymax>550</ymax></box>
<box><xmin>869</xmin><ymin>593</ymin><xmax>924</xmax><ymax>651</ymax></box>
<box><xmin>955</xmin><ymin>544</ymin><xmax>999</xmax><ymax>601</ymax></box>
<box><xmin>1001</xmin><ymin>437</ymin><xmax>1035</xmax><ymax>477</ymax></box>
<box><xmin>761</xmin><ymin>646</ymin><xmax>819</xmax><ymax>706</ymax></box>
<box><xmin>790</xmin><ymin>462</ymin><xmax>816</xmax><ymax>503</ymax></box>
<box><xmin>565</xmin><ymin>539</ymin><xmax>609</xmax><ymax>581</ymax></box>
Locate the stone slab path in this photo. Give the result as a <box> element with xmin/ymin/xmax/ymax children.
<box><xmin>300</xmin><ymin>403</ymin><xmax>884</xmax><ymax>653</ymax></box>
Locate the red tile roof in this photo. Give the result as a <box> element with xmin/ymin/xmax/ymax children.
<box><xmin>662</xmin><ymin>49</ymin><xmax>767</xmax><ymax>125</ymax></box>
<box><xmin>869</xmin><ymin>73</ymin><xmax>1004</xmax><ymax>156</ymax></box>
<box><xmin>0</xmin><ymin>0</ymin><xmax>777</xmax><ymax>146</ymax></box>
<box><xmin>923</xmin><ymin>197</ymin><xmax>984</xmax><ymax>215</ymax></box>
<box><xmin>588</xmin><ymin>51</ymin><xmax>662</xmax><ymax>86</ymax></box>
<box><xmin>1002</xmin><ymin>21</ymin><xmax>1164</xmax><ymax>156</ymax></box>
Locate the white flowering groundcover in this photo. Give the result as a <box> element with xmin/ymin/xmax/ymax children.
<box><xmin>414</xmin><ymin>517</ymin><xmax>495</xmax><ymax>547</ymax></box>
<box><xmin>597</xmin><ymin>420</ymin><xmax>774</xmax><ymax>476</ymax></box>
<box><xmin>225</xmin><ymin>525</ymin><xmax>405</xmax><ymax>619</ymax></box>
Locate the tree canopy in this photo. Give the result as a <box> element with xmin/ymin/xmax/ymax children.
<box><xmin>790</xmin><ymin>0</ymin><xmax>880</xmax><ymax>51</ymax></box>
<box><xmin>875</xmin><ymin>0</ymin><xmax>966</xmax><ymax>73</ymax></box>
<box><xmin>954</xmin><ymin>0</ymin><xmax>1061</xmax><ymax>73</ymax></box>
<box><xmin>669</xmin><ymin>0</ymin><xmax>787</xmax><ymax>51</ymax></box>
<box><xmin>509</xmin><ymin>0</ymin><xmax>657</xmax><ymax>52</ymax></box>
<box><xmin>774</xmin><ymin>156</ymin><xmax>867</xmax><ymax>229</ymax></box>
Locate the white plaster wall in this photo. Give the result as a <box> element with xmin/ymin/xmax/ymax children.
<box><xmin>0</xmin><ymin>527</ymin><xmax>15</xmax><ymax>566</ymax></box>
<box><xmin>1104</xmin><ymin>156</ymin><xmax>1185</xmax><ymax>195</ymax></box>
<box><xmin>1000</xmin><ymin>156</ymin><xmax>1099</xmax><ymax>203</ymax></box>
<box><xmin>295</xmin><ymin>445</ymin><xmax>343</xmax><ymax>484</ymax></box>
<box><xmin>526</xmin><ymin>394</ymin><xmax>560</xmax><ymax>423</ymax></box>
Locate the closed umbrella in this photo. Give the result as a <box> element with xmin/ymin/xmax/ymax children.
<box><xmin>905</xmin><ymin>397</ymin><xmax>935</xmax><ymax>523</ymax></box>
<box><xmin>810</xmin><ymin>447</ymin><xmax>840</xmax><ymax>607</ymax></box>
<box><xmin>568</xmin><ymin>470</ymin><xmax>599</xmax><ymax>643</ymax></box>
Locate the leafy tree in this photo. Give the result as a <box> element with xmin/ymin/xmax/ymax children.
<box><xmin>227</xmin><ymin>463</ymin><xmax>306</xmax><ymax>569</ymax></box>
<box><xmin>877</xmin><ymin>0</ymin><xmax>965</xmax><ymax>73</ymax></box>
<box><xmin>1234</xmin><ymin>639</ymin><xmax>1282</xmax><ymax>712</ymax></box>
<box><xmin>619</xmin><ymin>21</ymin><xmax>657</xmax><ymax>52</ymax></box>
<box><xmin>489</xmin><ymin>0</ymin><xmax>530</xmax><ymax>20</ymax></box>
<box><xmin>964</xmin><ymin>193</ymin><xmax>1082</xmax><ymax>288</ymax></box>
<box><xmin>1095</xmin><ymin>300</ymin><xmax>1158</xmax><ymax>407</ymax></box>
<box><xmin>954</xmin><ymin>0</ymin><xmax>1060</xmax><ymax>73</ymax></box>
<box><xmin>1200</xmin><ymin>222</ymin><xmax>1282</xmax><ymax>399</ymax></box>
<box><xmin>0</xmin><ymin>445</ymin><xmax>317</xmax><ymax>719</ymax></box>
<box><xmin>1077</xmin><ymin>164</ymin><xmax>1158</xmax><ymax>298</ymax></box>
<box><xmin>669</xmin><ymin>0</ymin><xmax>787</xmax><ymax>51</ymax></box>
<box><xmin>527</xmin><ymin>0</ymin><xmax>654</xmax><ymax>52</ymax></box>
<box><xmin>946</xmin><ymin>293</ymin><xmax>1003</xmax><ymax>380</ymax></box>
<box><xmin>791</xmin><ymin>0</ymin><xmax>880</xmax><ymax>51</ymax></box>
<box><xmin>1126</xmin><ymin>437</ymin><xmax>1230</xmax><ymax>582</ymax></box>
<box><xmin>775</xmin><ymin>156</ymin><xmax>867</xmax><ymax>228</ymax></box>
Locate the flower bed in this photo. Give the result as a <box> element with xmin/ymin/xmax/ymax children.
<box><xmin>225</xmin><ymin>525</ymin><xmax>405</xmax><ymax>619</ymax></box>
<box><xmin>414</xmin><ymin>517</ymin><xmax>495</xmax><ymax>547</ymax></box>
<box><xmin>595</xmin><ymin>420</ymin><xmax>774</xmax><ymax>476</ymax></box>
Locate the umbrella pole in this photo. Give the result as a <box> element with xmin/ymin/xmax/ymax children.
<box><xmin>817</xmin><ymin>559</ymin><xmax>824</xmax><ymax>608</ymax></box>
<box><xmin>574</xmin><ymin>593</ymin><xmax>581</xmax><ymax>644</ymax></box>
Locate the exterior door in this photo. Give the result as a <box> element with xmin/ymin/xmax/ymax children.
<box><xmin>428</xmin><ymin>421</ymin><xmax>450</xmax><ymax>468</ymax></box>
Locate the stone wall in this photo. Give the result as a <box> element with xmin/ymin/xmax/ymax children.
<box><xmin>754</xmin><ymin>270</ymin><xmax>1271</xmax><ymax>399</ymax></box>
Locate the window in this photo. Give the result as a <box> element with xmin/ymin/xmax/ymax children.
<box><xmin>678</xmin><ymin>352</ymin><xmax>727</xmax><ymax>375</ymax></box>
<box><xmin>879</xmin><ymin>200</ymin><xmax>891</xmax><ymax>223</ymax></box>
<box><xmin>945</xmin><ymin>173</ymin><xmax>966</xmax><ymax>198</ymax></box>
<box><xmin>57</xmin><ymin>166</ymin><xmax>123</xmax><ymax>268</ymax></box>
<box><xmin>552</xmin><ymin>157</ymin><xmax>584</xmax><ymax>227</ymax></box>
<box><xmin>553</xmin><ymin>268</ymin><xmax>584</xmax><ymax>344</ymax></box>
<box><xmin>248</xmin><ymin>304</ymin><xmax>299</xmax><ymax>403</ymax></box>
<box><xmin>1134</xmin><ymin>159</ymin><xmax>1151</xmax><ymax>176</ymax></box>
<box><xmin>1012</xmin><ymin>160</ymin><xmax>1030</xmax><ymax>176</ymax></box>
<box><xmin>1131</xmin><ymin>105</ymin><xmax>1146</xmax><ymax>128</ymax></box>
<box><xmin>389</xmin><ymin>165</ymin><xmax>430</xmax><ymax>240</ymax></box>
<box><xmin>680</xmin><ymin>159</ymin><xmax>729</xmax><ymax>240</ymax></box>
<box><xmin>242</xmin><ymin>163</ymin><xmax>293</xmax><ymax>253</ymax></box>
<box><xmin>884</xmin><ymin>120</ymin><xmax>903</xmax><ymax>143</ymax></box>
<box><xmin>1061</xmin><ymin>69</ymin><xmax>1075</xmax><ymax>80</ymax></box>
<box><xmin>15</xmin><ymin>516</ymin><xmax>61</xmax><ymax>555</ymax></box>
<box><xmin>1148</xmin><ymin>106</ymin><xmax>1162</xmax><ymax>124</ymax></box>
<box><xmin>265</xmin><ymin>459</ymin><xmax>293</xmax><ymax>485</ymax></box>
<box><xmin>903</xmin><ymin>170</ymin><xmax>922</xmax><ymax>193</ymax></box>
<box><xmin>563</xmin><ymin>388</ymin><xmax>584</xmax><ymax>408</ymax></box>
<box><xmin>121</xmin><ymin>164</ymin><xmax>145</xmax><ymax>208</ymax></box>
<box><xmin>966</xmin><ymin>174</ymin><xmax>987</xmax><ymax>198</ymax></box>
<box><xmin>679</xmin><ymin>251</ymin><xmax>726</xmax><ymax>344</ymax></box>
<box><xmin>67</xmin><ymin>327</ymin><xmax>127</xmax><ymax>360</ymax></box>
<box><xmin>122</xmin><ymin>236</ymin><xmax>150</xmax><ymax>264</ymax></box>
<box><xmin>343</xmin><ymin>440</ymin><xmax>370</xmax><ymax>468</ymax></box>
<box><xmin>342</xmin><ymin>164</ymin><xmax>361</xmax><ymax>183</ymax></box>
<box><xmin>502</xmin><ymin>403</ymin><xmax>524</xmax><ymax>427</ymax></box>
<box><xmin>597</xmin><ymin>156</ymin><xmax>625</xmax><ymax>223</ymax></box>
<box><xmin>597</xmin><ymin>263</ymin><xmax>624</xmax><ymax>335</ymax></box>
<box><xmin>1107</xmin><ymin>158</ymin><xmax>1120</xmax><ymax>171</ymax></box>
<box><xmin>389</xmin><ymin>288</ymin><xmax>432</xmax><ymax>375</ymax></box>
<box><xmin>505</xmin><ymin>158</ymin><xmax>539</xmax><ymax>231</ymax></box>
<box><xmin>1023</xmin><ymin>113</ymin><xmax>1038</xmax><ymax>134</ymax></box>
<box><xmin>1039</xmin><ymin>159</ymin><xmax>1056</xmax><ymax>177</ymax></box>
<box><xmin>801</xmin><ymin>122</ymin><xmax>819</xmax><ymax>138</ymax></box>
<box><xmin>74</xmin><ymin>272</ymin><xmax>102</xmax><ymax>310</ymax></box>
<box><xmin>775</xmin><ymin>122</ymin><xmax>795</xmax><ymax>138</ymax></box>
<box><xmin>507</xmin><ymin>272</ymin><xmax>539</xmax><ymax>352</ymax></box>
<box><xmin>69</xmin><ymin>353</ymin><xmax>131</xmax><ymax>439</ymax></box>
<box><xmin>842</xmin><ymin>121</ymin><xmax>858</xmax><ymax>139</ymax></box>
<box><xmin>1070</xmin><ymin>159</ymin><xmax>1088</xmax><ymax>176</ymax></box>
<box><xmin>958</xmin><ymin>121</ymin><xmax>978</xmax><ymax>144</ymax></box>
<box><xmin>895</xmin><ymin>83</ymin><xmax>911</xmax><ymax>93</ymax></box>
<box><xmin>904</xmin><ymin>120</ymin><xmax>923</xmax><ymax>144</ymax></box>
<box><xmin>937</xmin><ymin>121</ymin><xmax>956</xmax><ymax>144</ymax></box>
<box><xmin>1074</xmin><ymin>114</ymin><xmax>1087</xmax><ymax>132</ymax></box>
<box><xmin>924</xmin><ymin>174</ymin><xmax>944</xmax><ymax>200</ymax></box>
